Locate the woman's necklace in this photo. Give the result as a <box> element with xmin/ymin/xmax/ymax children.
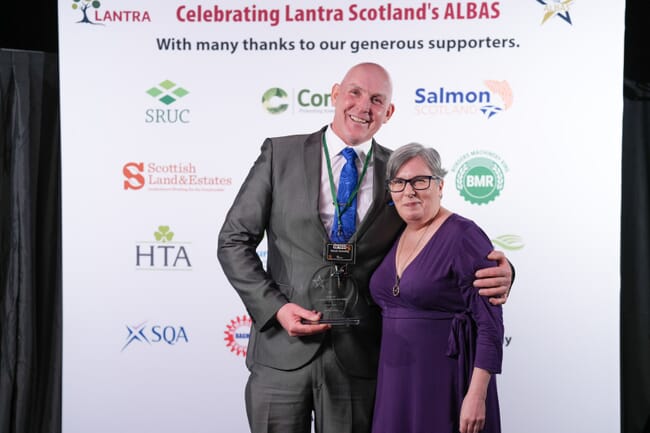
<box><xmin>392</xmin><ymin>218</ymin><xmax>435</xmax><ymax>297</ymax></box>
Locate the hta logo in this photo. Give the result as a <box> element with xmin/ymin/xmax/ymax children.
<box><xmin>224</xmin><ymin>315</ymin><xmax>252</xmax><ymax>357</ymax></box>
<box><xmin>452</xmin><ymin>150</ymin><xmax>508</xmax><ymax>205</ymax></box>
<box><xmin>536</xmin><ymin>0</ymin><xmax>574</xmax><ymax>25</ymax></box>
<box><xmin>145</xmin><ymin>80</ymin><xmax>190</xmax><ymax>124</ymax></box>
<box><xmin>121</xmin><ymin>321</ymin><xmax>189</xmax><ymax>352</ymax></box>
<box><xmin>135</xmin><ymin>225</ymin><xmax>192</xmax><ymax>270</ymax></box>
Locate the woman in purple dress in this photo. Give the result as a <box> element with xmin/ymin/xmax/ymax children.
<box><xmin>370</xmin><ymin>143</ymin><xmax>504</xmax><ymax>433</ymax></box>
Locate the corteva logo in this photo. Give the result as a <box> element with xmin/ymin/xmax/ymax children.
<box><xmin>122</xmin><ymin>161</ymin><xmax>233</xmax><ymax>192</ymax></box>
<box><xmin>71</xmin><ymin>0</ymin><xmax>151</xmax><ymax>24</ymax></box>
<box><xmin>145</xmin><ymin>80</ymin><xmax>190</xmax><ymax>123</ymax></box>
<box><xmin>413</xmin><ymin>80</ymin><xmax>513</xmax><ymax>119</ymax></box>
<box><xmin>451</xmin><ymin>150</ymin><xmax>508</xmax><ymax>205</ymax></box>
<box><xmin>536</xmin><ymin>0</ymin><xmax>574</xmax><ymax>25</ymax></box>
<box><xmin>262</xmin><ymin>88</ymin><xmax>289</xmax><ymax>114</ymax></box>
<box><xmin>261</xmin><ymin>87</ymin><xmax>334</xmax><ymax>115</ymax></box>
<box><xmin>135</xmin><ymin>225</ymin><xmax>192</xmax><ymax>271</ymax></box>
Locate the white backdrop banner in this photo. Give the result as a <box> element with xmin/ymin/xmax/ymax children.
<box><xmin>58</xmin><ymin>1</ymin><xmax>624</xmax><ymax>432</ymax></box>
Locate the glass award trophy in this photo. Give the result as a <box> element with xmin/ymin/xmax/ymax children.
<box><xmin>304</xmin><ymin>264</ymin><xmax>360</xmax><ymax>326</ymax></box>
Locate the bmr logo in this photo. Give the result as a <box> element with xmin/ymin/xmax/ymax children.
<box><xmin>452</xmin><ymin>150</ymin><xmax>508</xmax><ymax>205</ymax></box>
<box><xmin>145</xmin><ymin>80</ymin><xmax>190</xmax><ymax>124</ymax></box>
<box><xmin>536</xmin><ymin>0</ymin><xmax>574</xmax><ymax>25</ymax></box>
<box><xmin>135</xmin><ymin>225</ymin><xmax>192</xmax><ymax>270</ymax></box>
<box><xmin>121</xmin><ymin>321</ymin><xmax>189</xmax><ymax>352</ymax></box>
<box><xmin>261</xmin><ymin>87</ymin><xmax>334</xmax><ymax>114</ymax></box>
<box><xmin>71</xmin><ymin>0</ymin><xmax>151</xmax><ymax>24</ymax></box>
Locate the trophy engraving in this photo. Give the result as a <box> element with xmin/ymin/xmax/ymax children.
<box><xmin>306</xmin><ymin>264</ymin><xmax>360</xmax><ymax>326</ymax></box>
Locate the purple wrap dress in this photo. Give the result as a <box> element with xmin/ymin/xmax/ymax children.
<box><xmin>369</xmin><ymin>213</ymin><xmax>503</xmax><ymax>433</ymax></box>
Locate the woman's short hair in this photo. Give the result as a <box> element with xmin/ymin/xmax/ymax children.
<box><xmin>386</xmin><ymin>142</ymin><xmax>448</xmax><ymax>180</ymax></box>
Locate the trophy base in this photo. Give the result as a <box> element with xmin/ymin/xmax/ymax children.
<box><xmin>301</xmin><ymin>318</ymin><xmax>360</xmax><ymax>326</ymax></box>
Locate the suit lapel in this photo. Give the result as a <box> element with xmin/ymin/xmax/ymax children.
<box><xmin>354</xmin><ymin>141</ymin><xmax>392</xmax><ymax>241</ymax></box>
<box><xmin>302</xmin><ymin>127</ymin><xmax>329</xmax><ymax>241</ymax></box>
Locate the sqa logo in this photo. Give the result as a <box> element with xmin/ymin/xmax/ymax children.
<box><xmin>121</xmin><ymin>321</ymin><xmax>189</xmax><ymax>352</ymax></box>
<box><xmin>451</xmin><ymin>150</ymin><xmax>508</xmax><ymax>205</ymax></box>
<box><xmin>536</xmin><ymin>0</ymin><xmax>574</xmax><ymax>25</ymax></box>
<box><xmin>414</xmin><ymin>80</ymin><xmax>513</xmax><ymax>119</ymax></box>
<box><xmin>224</xmin><ymin>315</ymin><xmax>251</xmax><ymax>357</ymax></box>
<box><xmin>145</xmin><ymin>80</ymin><xmax>191</xmax><ymax>124</ymax></box>
<box><xmin>135</xmin><ymin>225</ymin><xmax>192</xmax><ymax>270</ymax></box>
<box><xmin>261</xmin><ymin>87</ymin><xmax>334</xmax><ymax>115</ymax></box>
<box><xmin>71</xmin><ymin>0</ymin><xmax>151</xmax><ymax>24</ymax></box>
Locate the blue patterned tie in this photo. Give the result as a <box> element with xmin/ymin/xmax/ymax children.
<box><xmin>331</xmin><ymin>147</ymin><xmax>358</xmax><ymax>243</ymax></box>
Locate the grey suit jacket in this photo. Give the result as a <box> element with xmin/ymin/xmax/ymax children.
<box><xmin>217</xmin><ymin>126</ymin><xmax>404</xmax><ymax>378</ymax></box>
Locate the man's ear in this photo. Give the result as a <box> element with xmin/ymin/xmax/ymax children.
<box><xmin>330</xmin><ymin>83</ymin><xmax>340</xmax><ymax>104</ymax></box>
<box><xmin>384</xmin><ymin>103</ymin><xmax>396</xmax><ymax>123</ymax></box>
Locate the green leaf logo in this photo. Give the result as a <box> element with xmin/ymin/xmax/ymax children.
<box><xmin>153</xmin><ymin>225</ymin><xmax>174</xmax><ymax>242</ymax></box>
<box><xmin>491</xmin><ymin>234</ymin><xmax>524</xmax><ymax>251</ymax></box>
<box><xmin>146</xmin><ymin>80</ymin><xmax>190</xmax><ymax>106</ymax></box>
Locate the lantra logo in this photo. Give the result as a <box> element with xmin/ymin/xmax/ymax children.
<box><xmin>70</xmin><ymin>0</ymin><xmax>151</xmax><ymax>24</ymax></box>
<box><xmin>261</xmin><ymin>87</ymin><xmax>334</xmax><ymax>115</ymax></box>
<box><xmin>413</xmin><ymin>80</ymin><xmax>513</xmax><ymax>118</ymax></box>
<box><xmin>536</xmin><ymin>0</ymin><xmax>574</xmax><ymax>25</ymax></box>
<box><xmin>145</xmin><ymin>80</ymin><xmax>191</xmax><ymax>123</ymax></box>
<box><xmin>135</xmin><ymin>225</ymin><xmax>192</xmax><ymax>271</ymax></box>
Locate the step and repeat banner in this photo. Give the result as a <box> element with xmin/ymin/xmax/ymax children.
<box><xmin>58</xmin><ymin>1</ymin><xmax>624</xmax><ymax>432</ymax></box>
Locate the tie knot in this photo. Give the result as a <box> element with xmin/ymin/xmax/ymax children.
<box><xmin>341</xmin><ymin>147</ymin><xmax>357</xmax><ymax>163</ymax></box>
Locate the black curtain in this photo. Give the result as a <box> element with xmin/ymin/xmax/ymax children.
<box><xmin>621</xmin><ymin>1</ymin><xmax>650</xmax><ymax>431</ymax></box>
<box><xmin>0</xmin><ymin>49</ymin><xmax>61</xmax><ymax>433</ymax></box>
<box><xmin>621</xmin><ymin>79</ymin><xmax>650</xmax><ymax>433</ymax></box>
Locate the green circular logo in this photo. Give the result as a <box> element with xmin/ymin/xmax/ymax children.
<box><xmin>262</xmin><ymin>87</ymin><xmax>288</xmax><ymax>114</ymax></box>
<box><xmin>455</xmin><ymin>156</ymin><xmax>504</xmax><ymax>205</ymax></box>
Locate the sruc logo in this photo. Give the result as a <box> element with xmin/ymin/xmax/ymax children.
<box><xmin>145</xmin><ymin>80</ymin><xmax>191</xmax><ymax>124</ymax></box>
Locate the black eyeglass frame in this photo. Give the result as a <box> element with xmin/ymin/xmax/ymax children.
<box><xmin>386</xmin><ymin>175</ymin><xmax>441</xmax><ymax>192</ymax></box>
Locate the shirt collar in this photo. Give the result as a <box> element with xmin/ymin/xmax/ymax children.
<box><xmin>326</xmin><ymin>125</ymin><xmax>373</xmax><ymax>160</ymax></box>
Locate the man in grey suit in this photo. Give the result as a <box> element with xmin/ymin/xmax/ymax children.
<box><xmin>217</xmin><ymin>62</ymin><xmax>513</xmax><ymax>433</ymax></box>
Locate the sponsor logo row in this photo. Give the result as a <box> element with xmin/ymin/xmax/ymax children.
<box><xmin>138</xmin><ymin>79</ymin><xmax>516</xmax><ymax>124</ymax></box>
<box><xmin>121</xmin><ymin>315</ymin><xmax>252</xmax><ymax>359</ymax></box>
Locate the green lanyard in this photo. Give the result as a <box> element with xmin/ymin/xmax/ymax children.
<box><xmin>323</xmin><ymin>135</ymin><xmax>373</xmax><ymax>236</ymax></box>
